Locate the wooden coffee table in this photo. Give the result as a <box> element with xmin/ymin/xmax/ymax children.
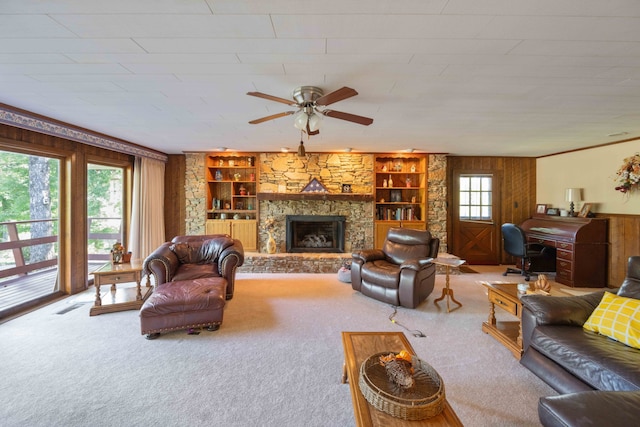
<box><xmin>341</xmin><ymin>331</ymin><xmax>463</xmax><ymax>427</ymax></box>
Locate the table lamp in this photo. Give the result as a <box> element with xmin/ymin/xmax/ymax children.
<box><xmin>565</xmin><ymin>188</ymin><xmax>582</xmax><ymax>216</ymax></box>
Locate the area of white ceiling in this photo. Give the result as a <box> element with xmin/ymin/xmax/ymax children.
<box><xmin>1</xmin><ymin>0</ymin><xmax>639</xmax><ymax>156</ymax></box>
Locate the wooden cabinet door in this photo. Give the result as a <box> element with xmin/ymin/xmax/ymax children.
<box><xmin>231</xmin><ymin>220</ymin><xmax>257</xmax><ymax>251</ymax></box>
<box><xmin>374</xmin><ymin>221</ymin><xmax>425</xmax><ymax>249</ymax></box>
<box><xmin>205</xmin><ymin>220</ymin><xmax>231</xmax><ymax>235</ymax></box>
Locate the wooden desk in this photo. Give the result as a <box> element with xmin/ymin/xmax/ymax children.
<box><xmin>520</xmin><ymin>216</ymin><xmax>608</xmax><ymax>287</ymax></box>
<box><xmin>341</xmin><ymin>332</ymin><xmax>463</xmax><ymax>427</ymax></box>
<box><xmin>432</xmin><ymin>256</ymin><xmax>466</xmax><ymax>313</ymax></box>
<box><xmin>90</xmin><ymin>259</ymin><xmax>152</xmax><ymax>316</ymax></box>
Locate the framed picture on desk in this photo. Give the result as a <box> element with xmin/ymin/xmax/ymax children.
<box><xmin>578</xmin><ymin>203</ymin><xmax>592</xmax><ymax>217</ymax></box>
<box><xmin>536</xmin><ymin>204</ymin><xmax>548</xmax><ymax>214</ymax></box>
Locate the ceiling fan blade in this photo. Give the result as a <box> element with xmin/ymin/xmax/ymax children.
<box><xmin>248</xmin><ymin>111</ymin><xmax>295</xmax><ymax>124</ymax></box>
<box><xmin>315</xmin><ymin>87</ymin><xmax>358</xmax><ymax>106</ymax></box>
<box><xmin>247</xmin><ymin>91</ymin><xmax>296</xmax><ymax>106</ymax></box>
<box><xmin>321</xmin><ymin>109</ymin><xmax>373</xmax><ymax>126</ymax></box>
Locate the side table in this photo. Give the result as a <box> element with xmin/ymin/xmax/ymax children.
<box><xmin>432</xmin><ymin>256</ymin><xmax>466</xmax><ymax>313</ymax></box>
<box><xmin>90</xmin><ymin>259</ymin><xmax>152</xmax><ymax>316</ymax></box>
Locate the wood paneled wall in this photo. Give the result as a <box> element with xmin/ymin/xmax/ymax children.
<box><xmin>164</xmin><ymin>154</ymin><xmax>186</xmax><ymax>240</ymax></box>
<box><xmin>447</xmin><ymin>156</ymin><xmax>537</xmax><ymax>264</ymax></box>
<box><xmin>596</xmin><ymin>213</ymin><xmax>640</xmax><ymax>286</ymax></box>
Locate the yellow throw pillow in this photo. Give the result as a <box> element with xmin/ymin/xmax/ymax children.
<box><xmin>583</xmin><ymin>292</ymin><xmax>640</xmax><ymax>350</ymax></box>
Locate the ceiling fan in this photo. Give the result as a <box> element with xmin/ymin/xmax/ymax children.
<box><xmin>247</xmin><ymin>86</ymin><xmax>374</xmax><ymax>136</ymax></box>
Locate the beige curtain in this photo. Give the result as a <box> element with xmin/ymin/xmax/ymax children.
<box><xmin>128</xmin><ymin>157</ymin><xmax>165</xmax><ymax>259</ymax></box>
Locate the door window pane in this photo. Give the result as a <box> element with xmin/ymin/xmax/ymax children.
<box><xmin>459</xmin><ymin>175</ymin><xmax>493</xmax><ymax>220</ymax></box>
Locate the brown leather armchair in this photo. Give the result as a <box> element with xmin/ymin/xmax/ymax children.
<box><xmin>143</xmin><ymin>235</ymin><xmax>244</xmax><ymax>300</ymax></box>
<box><xmin>351</xmin><ymin>228</ymin><xmax>439</xmax><ymax>308</ymax></box>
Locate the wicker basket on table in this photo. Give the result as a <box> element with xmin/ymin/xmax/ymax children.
<box><xmin>358</xmin><ymin>352</ymin><xmax>445</xmax><ymax>421</ymax></box>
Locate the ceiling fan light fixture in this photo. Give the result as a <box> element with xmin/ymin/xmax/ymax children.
<box><xmin>308</xmin><ymin>113</ymin><xmax>321</xmax><ymax>132</ymax></box>
<box><xmin>293</xmin><ymin>110</ymin><xmax>308</xmax><ymax>130</ymax></box>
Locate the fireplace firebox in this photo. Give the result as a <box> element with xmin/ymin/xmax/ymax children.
<box><xmin>286</xmin><ymin>215</ymin><xmax>346</xmax><ymax>253</ymax></box>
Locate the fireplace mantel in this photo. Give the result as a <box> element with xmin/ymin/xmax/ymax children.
<box><xmin>257</xmin><ymin>192</ymin><xmax>374</xmax><ymax>202</ymax></box>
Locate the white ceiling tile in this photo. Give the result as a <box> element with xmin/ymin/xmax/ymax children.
<box><xmin>443</xmin><ymin>0</ymin><xmax>640</xmax><ymax>17</ymax></box>
<box><xmin>121</xmin><ymin>63</ymin><xmax>284</xmax><ymax>75</ymax></box>
<box><xmin>0</xmin><ymin>63</ymin><xmax>130</xmax><ymax>75</ymax></box>
<box><xmin>272</xmin><ymin>14</ymin><xmax>494</xmax><ymax>38</ymax></box>
<box><xmin>0</xmin><ymin>39</ymin><xmax>145</xmax><ymax>54</ymax></box>
<box><xmin>135</xmin><ymin>38</ymin><xmax>326</xmax><ymax>54</ymax></box>
<box><xmin>0</xmin><ymin>15</ymin><xmax>75</xmax><ymax>37</ymax></box>
<box><xmin>208</xmin><ymin>0</ymin><xmax>448</xmax><ymax>14</ymax></box>
<box><xmin>0</xmin><ymin>54</ymin><xmax>73</xmax><ymax>64</ymax></box>
<box><xmin>328</xmin><ymin>38</ymin><xmax>519</xmax><ymax>55</ymax></box>
<box><xmin>0</xmin><ymin>0</ymin><xmax>212</xmax><ymax>13</ymax></box>
<box><xmin>478</xmin><ymin>16</ymin><xmax>640</xmax><ymax>42</ymax></box>
<box><xmin>238</xmin><ymin>53</ymin><xmax>413</xmax><ymax>64</ymax></box>
<box><xmin>52</xmin><ymin>14</ymin><xmax>275</xmax><ymax>38</ymax></box>
<box><xmin>67</xmin><ymin>53</ymin><xmax>240</xmax><ymax>64</ymax></box>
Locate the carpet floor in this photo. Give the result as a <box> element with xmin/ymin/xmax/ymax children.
<box><xmin>0</xmin><ymin>266</ymin><xmax>559</xmax><ymax>426</ymax></box>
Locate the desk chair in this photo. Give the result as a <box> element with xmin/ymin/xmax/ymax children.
<box><xmin>502</xmin><ymin>223</ymin><xmax>556</xmax><ymax>281</ymax></box>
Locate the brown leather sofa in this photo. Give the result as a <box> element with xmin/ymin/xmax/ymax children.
<box><xmin>143</xmin><ymin>234</ymin><xmax>244</xmax><ymax>301</ymax></box>
<box><xmin>520</xmin><ymin>256</ymin><xmax>640</xmax><ymax>426</ymax></box>
<box><xmin>351</xmin><ymin>227</ymin><xmax>439</xmax><ymax>308</ymax></box>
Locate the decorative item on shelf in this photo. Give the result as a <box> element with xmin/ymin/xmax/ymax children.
<box><xmin>388</xmin><ymin>174</ymin><xmax>393</xmax><ymax>187</ymax></box>
<box><xmin>410</xmin><ymin>164</ymin><xmax>416</xmax><ymax>173</ymax></box>
<box><xmin>379</xmin><ymin>198</ymin><xmax>385</xmax><ymax>203</ymax></box>
<box><xmin>565</xmin><ymin>188</ymin><xmax>582</xmax><ymax>216</ymax></box>
<box><xmin>220</xmin><ymin>213</ymin><xmax>227</xmax><ymax>219</ymax></box>
<box><xmin>215</xmin><ymin>170</ymin><xmax>223</xmax><ymax>181</ymax></box>
<box><xmin>382</xmin><ymin>178</ymin><xmax>388</xmax><ymax>188</ymax></box>
<box><xmin>247</xmin><ymin>203</ymin><xmax>253</xmax><ymax>210</ymax></box>
<box><xmin>249</xmin><ymin>173</ymin><xmax>255</xmax><ymax>181</ymax></box>
<box><xmin>236</xmin><ymin>201</ymin><xmax>244</xmax><ymax>210</ymax></box>
<box><xmin>233</xmin><ymin>173</ymin><xmax>241</xmax><ymax>181</ymax></box>
<box><xmin>393</xmin><ymin>162</ymin><xmax>402</xmax><ymax>172</ymax></box>
<box><xmin>224</xmin><ymin>202</ymin><xmax>231</xmax><ymax>209</ymax></box>
<box><xmin>239</xmin><ymin>185</ymin><xmax>247</xmax><ymax>196</ymax></box>
<box><xmin>122</xmin><ymin>252</ymin><xmax>132</xmax><ymax>263</ymax></box>
<box><xmin>111</xmin><ymin>242</ymin><xmax>125</xmax><ymax>264</ymax></box>
<box><xmin>215</xmin><ymin>199</ymin><xmax>221</xmax><ymax>210</ymax></box>
<box><xmin>233</xmin><ymin>213</ymin><xmax>241</xmax><ymax>220</ymax></box>
<box><xmin>247</xmin><ymin>156</ymin><xmax>254</xmax><ymax>166</ymax></box>
<box><xmin>614</xmin><ymin>153</ymin><xmax>640</xmax><ymax>195</ymax></box>
<box><xmin>212</xmin><ymin>198</ymin><xmax>218</xmax><ymax>210</ymax></box>
<box><xmin>382</xmin><ymin>165</ymin><xmax>387</xmax><ymax>172</ymax></box>
<box><xmin>390</xmin><ymin>190</ymin><xmax>402</xmax><ymax>202</ymax></box>
<box><xmin>218</xmin><ymin>159</ymin><xmax>224</xmax><ymax>167</ymax></box>
<box><xmin>546</xmin><ymin>208</ymin><xmax>559</xmax><ymax>216</ymax></box>
<box><xmin>411</xmin><ymin>196</ymin><xmax>416</xmax><ymax>203</ymax></box>
<box><xmin>228</xmin><ymin>159</ymin><xmax>235</xmax><ymax>167</ymax></box>
<box><xmin>406</xmin><ymin>178</ymin><xmax>411</xmax><ymax>188</ymax></box>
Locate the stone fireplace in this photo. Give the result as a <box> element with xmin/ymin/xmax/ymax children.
<box><xmin>286</xmin><ymin>215</ymin><xmax>346</xmax><ymax>253</ymax></box>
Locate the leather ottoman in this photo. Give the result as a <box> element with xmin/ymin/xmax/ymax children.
<box><xmin>140</xmin><ymin>277</ymin><xmax>227</xmax><ymax>339</ymax></box>
<box><xmin>539</xmin><ymin>390</ymin><xmax>640</xmax><ymax>427</ymax></box>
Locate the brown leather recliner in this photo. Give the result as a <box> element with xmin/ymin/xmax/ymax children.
<box><xmin>143</xmin><ymin>235</ymin><xmax>244</xmax><ymax>300</ymax></box>
<box><xmin>351</xmin><ymin>228</ymin><xmax>439</xmax><ymax>308</ymax></box>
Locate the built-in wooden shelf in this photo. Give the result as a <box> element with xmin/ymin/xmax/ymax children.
<box><xmin>257</xmin><ymin>192</ymin><xmax>374</xmax><ymax>202</ymax></box>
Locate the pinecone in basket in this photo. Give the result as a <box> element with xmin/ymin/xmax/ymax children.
<box><xmin>380</xmin><ymin>354</ymin><xmax>415</xmax><ymax>389</ymax></box>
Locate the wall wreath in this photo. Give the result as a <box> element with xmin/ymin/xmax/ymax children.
<box><xmin>614</xmin><ymin>153</ymin><xmax>640</xmax><ymax>195</ymax></box>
